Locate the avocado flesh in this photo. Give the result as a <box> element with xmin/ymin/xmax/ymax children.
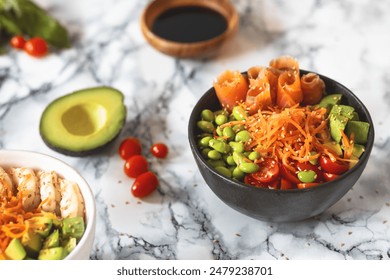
<box><xmin>39</xmin><ymin>86</ymin><xmax>126</xmax><ymax>156</ymax></box>
<box><xmin>318</xmin><ymin>94</ymin><xmax>342</xmax><ymax>111</ymax></box>
<box><xmin>346</xmin><ymin>121</ymin><xmax>370</xmax><ymax>144</ymax></box>
<box><xmin>21</xmin><ymin>231</ymin><xmax>43</xmax><ymax>258</ymax></box>
<box><xmin>5</xmin><ymin>238</ymin><xmax>27</xmax><ymax>260</ymax></box>
<box><xmin>62</xmin><ymin>216</ymin><xmax>85</xmax><ymax>240</ymax></box>
<box><xmin>38</xmin><ymin>247</ymin><xmax>65</xmax><ymax>260</ymax></box>
<box><xmin>43</xmin><ymin>229</ymin><xmax>60</xmax><ymax>249</ymax></box>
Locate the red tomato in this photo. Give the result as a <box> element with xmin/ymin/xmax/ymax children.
<box><xmin>297</xmin><ymin>182</ymin><xmax>320</xmax><ymax>189</ymax></box>
<box><xmin>150</xmin><ymin>143</ymin><xmax>169</xmax><ymax>159</ymax></box>
<box><xmin>124</xmin><ymin>155</ymin><xmax>148</xmax><ymax>178</ymax></box>
<box><xmin>251</xmin><ymin>158</ymin><xmax>280</xmax><ymax>183</ymax></box>
<box><xmin>24</xmin><ymin>37</ymin><xmax>48</xmax><ymax>57</ymax></box>
<box><xmin>280</xmin><ymin>178</ymin><xmax>295</xmax><ymax>190</ymax></box>
<box><xmin>319</xmin><ymin>156</ymin><xmax>349</xmax><ymax>175</ymax></box>
<box><xmin>244</xmin><ymin>174</ymin><xmax>279</xmax><ymax>189</ymax></box>
<box><xmin>131</xmin><ymin>171</ymin><xmax>159</xmax><ymax>198</ymax></box>
<box><xmin>323</xmin><ymin>172</ymin><xmax>340</xmax><ymax>182</ymax></box>
<box><xmin>296</xmin><ymin>162</ymin><xmax>323</xmax><ymax>182</ymax></box>
<box><xmin>10</xmin><ymin>35</ymin><xmax>26</xmax><ymax>49</ymax></box>
<box><xmin>119</xmin><ymin>137</ymin><xmax>142</xmax><ymax>160</ymax></box>
<box><xmin>280</xmin><ymin>164</ymin><xmax>300</xmax><ymax>184</ymax></box>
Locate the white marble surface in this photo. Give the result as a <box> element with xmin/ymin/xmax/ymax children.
<box><xmin>1</xmin><ymin>0</ymin><xmax>390</xmax><ymax>260</ymax></box>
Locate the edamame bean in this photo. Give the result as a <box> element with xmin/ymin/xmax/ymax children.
<box><xmin>199</xmin><ymin>136</ymin><xmax>212</xmax><ymax>147</ymax></box>
<box><xmin>225</xmin><ymin>155</ymin><xmax>236</xmax><ymax>166</ymax></box>
<box><xmin>232</xmin><ymin>106</ymin><xmax>247</xmax><ymax>121</ymax></box>
<box><xmin>201</xmin><ymin>148</ymin><xmax>211</xmax><ymax>158</ymax></box>
<box><xmin>235</xmin><ymin>130</ymin><xmax>251</xmax><ymax>143</ymax></box>
<box><xmin>232</xmin><ymin>151</ymin><xmax>246</xmax><ymax>165</ymax></box>
<box><xmin>215</xmin><ymin>166</ymin><xmax>232</xmax><ymax>178</ymax></box>
<box><xmin>214</xmin><ymin>110</ymin><xmax>229</xmax><ymax>118</ymax></box>
<box><xmin>248</xmin><ymin>151</ymin><xmax>260</xmax><ymax>161</ymax></box>
<box><xmin>216</xmin><ymin>126</ymin><xmax>223</xmax><ymax>136</ymax></box>
<box><xmin>222</xmin><ymin>126</ymin><xmax>235</xmax><ymax>141</ymax></box>
<box><xmin>239</xmin><ymin>162</ymin><xmax>259</xmax><ymax>173</ymax></box>
<box><xmin>309</xmin><ymin>152</ymin><xmax>318</xmax><ymax>165</ymax></box>
<box><xmin>229</xmin><ymin>141</ymin><xmax>245</xmax><ymax>153</ymax></box>
<box><xmin>215</xmin><ymin>114</ymin><xmax>228</xmax><ymax>126</ymax></box>
<box><xmin>232</xmin><ymin>167</ymin><xmax>245</xmax><ymax>180</ymax></box>
<box><xmin>297</xmin><ymin>170</ymin><xmax>317</xmax><ymax>183</ymax></box>
<box><xmin>232</xmin><ymin>124</ymin><xmax>245</xmax><ymax>133</ymax></box>
<box><xmin>201</xmin><ymin>109</ymin><xmax>214</xmax><ymax>122</ymax></box>
<box><xmin>208</xmin><ymin>159</ymin><xmax>226</xmax><ymax>168</ymax></box>
<box><xmin>208</xmin><ymin>150</ymin><xmax>222</xmax><ymax>160</ymax></box>
<box><xmin>197</xmin><ymin>120</ymin><xmax>214</xmax><ymax>133</ymax></box>
<box><xmin>209</xmin><ymin>139</ymin><xmax>230</xmax><ymax>154</ymax></box>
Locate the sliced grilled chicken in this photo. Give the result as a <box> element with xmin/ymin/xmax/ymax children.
<box><xmin>0</xmin><ymin>167</ymin><xmax>15</xmax><ymax>197</ymax></box>
<box><xmin>38</xmin><ymin>170</ymin><xmax>61</xmax><ymax>215</ymax></box>
<box><xmin>9</xmin><ymin>167</ymin><xmax>41</xmax><ymax>211</ymax></box>
<box><xmin>59</xmin><ymin>178</ymin><xmax>85</xmax><ymax>218</ymax></box>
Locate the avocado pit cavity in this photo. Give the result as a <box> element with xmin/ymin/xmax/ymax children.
<box><xmin>61</xmin><ymin>103</ymin><xmax>107</xmax><ymax>136</ymax></box>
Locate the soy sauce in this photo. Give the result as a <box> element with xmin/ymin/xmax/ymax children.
<box><xmin>152</xmin><ymin>6</ymin><xmax>228</xmax><ymax>43</ymax></box>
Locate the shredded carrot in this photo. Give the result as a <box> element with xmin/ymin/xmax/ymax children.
<box><xmin>0</xmin><ymin>192</ymin><xmax>50</xmax><ymax>259</ymax></box>
<box><xmin>221</xmin><ymin>104</ymin><xmax>354</xmax><ymax>171</ymax></box>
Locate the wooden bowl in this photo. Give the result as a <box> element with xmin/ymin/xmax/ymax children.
<box><xmin>140</xmin><ymin>0</ymin><xmax>239</xmax><ymax>58</ymax></box>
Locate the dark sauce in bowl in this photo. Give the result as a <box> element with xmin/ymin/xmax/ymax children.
<box><xmin>151</xmin><ymin>6</ymin><xmax>228</xmax><ymax>43</ymax></box>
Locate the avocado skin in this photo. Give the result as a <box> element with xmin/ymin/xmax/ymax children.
<box><xmin>40</xmin><ymin>129</ymin><xmax>122</xmax><ymax>157</ymax></box>
<box><xmin>39</xmin><ymin>86</ymin><xmax>126</xmax><ymax>157</ymax></box>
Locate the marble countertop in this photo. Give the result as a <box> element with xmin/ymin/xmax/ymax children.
<box><xmin>1</xmin><ymin>0</ymin><xmax>390</xmax><ymax>260</ymax></box>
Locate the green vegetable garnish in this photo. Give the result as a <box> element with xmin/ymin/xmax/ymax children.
<box><xmin>0</xmin><ymin>0</ymin><xmax>70</xmax><ymax>49</ymax></box>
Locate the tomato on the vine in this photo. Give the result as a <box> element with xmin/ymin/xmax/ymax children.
<box><xmin>24</xmin><ymin>37</ymin><xmax>48</xmax><ymax>57</ymax></box>
<box><xmin>319</xmin><ymin>156</ymin><xmax>349</xmax><ymax>175</ymax></box>
<box><xmin>251</xmin><ymin>158</ymin><xmax>279</xmax><ymax>183</ymax></box>
<box><xmin>119</xmin><ymin>137</ymin><xmax>142</xmax><ymax>160</ymax></box>
<box><xmin>10</xmin><ymin>35</ymin><xmax>26</xmax><ymax>49</ymax></box>
<box><xmin>131</xmin><ymin>171</ymin><xmax>159</xmax><ymax>198</ymax></box>
<box><xmin>124</xmin><ymin>155</ymin><xmax>148</xmax><ymax>178</ymax></box>
<box><xmin>150</xmin><ymin>143</ymin><xmax>169</xmax><ymax>159</ymax></box>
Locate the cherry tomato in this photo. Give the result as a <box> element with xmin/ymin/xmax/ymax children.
<box><xmin>131</xmin><ymin>171</ymin><xmax>159</xmax><ymax>198</ymax></box>
<box><xmin>323</xmin><ymin>172</ymin><xmax>340</xmax><ymax>182</ymax></box>
<box><xmin>10</xmin><ymin>35</ymin><xmax>26</xmax><ymax>49</ymax></box>
<box><xmin>280</xmin><ymin>178</ymin><xmax>295</xmax><ymax>190</ymax></box>
<box><xmin>319</xmin><ymin>156</ymin><xmax>349</xmax><ymax>175</ymax></box>
<box><xmin>296</xmin><ymin>162</ymin><xmax>323</xmax><ymax>182</ymax></box>
<box><xmin>24</xmin><ymin>37</ymin><xmax>48</xmax><ymax>57</ymax></box>
<box><xmin>124</xmin><ymin>155</ymin><xmax>148</xmax><ymax>178</ymax></box>
<box><xmin>119</xmin><ymin>137</ymin><xmax>142</xmax><ymax>160</ymax></box>
<box><xmin>251</xmin><ymin>158</ymin><xmax>280</xmax><ymax>183</ymax></box>
<box><xmin>244</xmin><ymin>174</ymin><xmax>279</xmax><ymax>189</ymax></box>
<box><xmin>297</xmin><ymin>182</ymin><xmax>320</xmax><ymax>189</ymax></box>
<box><xmin>150</xmin><ymin>143</ymin><xmax>169</xmax><ymax>159</ymax></box>
<box><xmin>280</xmin><ymin>164</ymin><xmax>300</xmax><ymax>184</ymax></box>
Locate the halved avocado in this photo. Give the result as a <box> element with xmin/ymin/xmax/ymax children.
<box><xmin>39</xmin><ymin>87</ymin><xmax>126</xmax><ymax>156</ymax></box>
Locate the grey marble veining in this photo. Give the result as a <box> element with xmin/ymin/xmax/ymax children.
<box><xmin>1</xmin><ymin>0</ymin><xmax>390</xmax><ymax>260</ymax></box>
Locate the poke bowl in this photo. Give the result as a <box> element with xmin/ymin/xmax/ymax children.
<box><xmin>188</xmin><ymin>56</ymin><xmax>374</xmax><ymax>222</ymax></box>
<box><xmin>0</xmin><ymin>150</ymin><xmax>96</xmax><ymax>260</ymax></box>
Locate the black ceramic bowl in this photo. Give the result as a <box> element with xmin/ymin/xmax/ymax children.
<box><xmin>188</xmin><ymin>70</ymin><xmax>374</xmax><ymax>222</ymax></box>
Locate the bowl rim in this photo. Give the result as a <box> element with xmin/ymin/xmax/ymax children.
<box><xmin>188</xmin><ymin>69</ymin><xmax>375</xmax><ymax>194</ymax></box>
<box><xmin>0</xmin><ymin>149</ymin><xmax>96</xmax><ymax>260</ymax></box>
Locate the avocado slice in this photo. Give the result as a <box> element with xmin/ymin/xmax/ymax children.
<box><xmin>318</xmin><ymin>94</ymin><xmax>342</xmax><ymax>111</ymax></box>
<box><xmin>352</xmin><ymin>144</ymin><xmax>366</xmax><ymax>158</ymax></box>
<box><xmin>329</xmin><ymin>114</ymin><xmax>349</xmax><ymax>143</ymax></box>
<box><xmin>5</xmin><ymin>238</ymin><xmax>27</xmax><ymax>260</ymax></box>
<box><xmin>21</xmin><ymin>231</ymin><xmax>43</xmax><ymax>258</ymax></box>
<box><xmin>330</xmin><ymin>104</ymin><xmax>355</xmax><ymax>120</ymax></box>
<box><xmin>43</xmin><ymin>229</ymin><xmax>60</xmax><ymax>249</ymax></box>
<box><xmin>38</xmin><ymin>247</ymin><xmax>66</xmax><ymax>260</ymax></box>
<box><xmin>62</xmin><ymin>216</ymin><xmax>85</xmax><ymax>240</ymax></box>
<box><xmin>323</xmin><ymin>141</ymin><xmax>343</xmax><ymax>156</ymax></box>
<box><xmin>62</xmin><ymin>237</ymin><xmax>77</xmax><ymax>255</ymax></box>
<box><xmin>26</xmin><ymin>216</ymin><xmax>53</xmax><ymax>238</ymax></box>
<box><xmin>39</xmin><ymin>87</ymin><xmax>126</xmax><ymax>156</ymax></box>
<box><xmin>346</xmin><ymin>121</ymin><xmax>370</xmax><ymax>144</ymax></box>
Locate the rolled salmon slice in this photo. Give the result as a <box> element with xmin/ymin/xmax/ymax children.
<box><xmin>213</xmin><ymin>70</ymin><xmax>248</xmax><ymax>113</ymax></box>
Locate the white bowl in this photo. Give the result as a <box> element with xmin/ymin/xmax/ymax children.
<box><xmin>0</xmin><ymin>150</ymin><xmax>96</xmax><ymax>260</ymax></box>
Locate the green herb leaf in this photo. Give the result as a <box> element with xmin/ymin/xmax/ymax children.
<box><xmin>0</xmin><ymin>0</ymin><xmax>71</xmax><ymax>49</ymax></box>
